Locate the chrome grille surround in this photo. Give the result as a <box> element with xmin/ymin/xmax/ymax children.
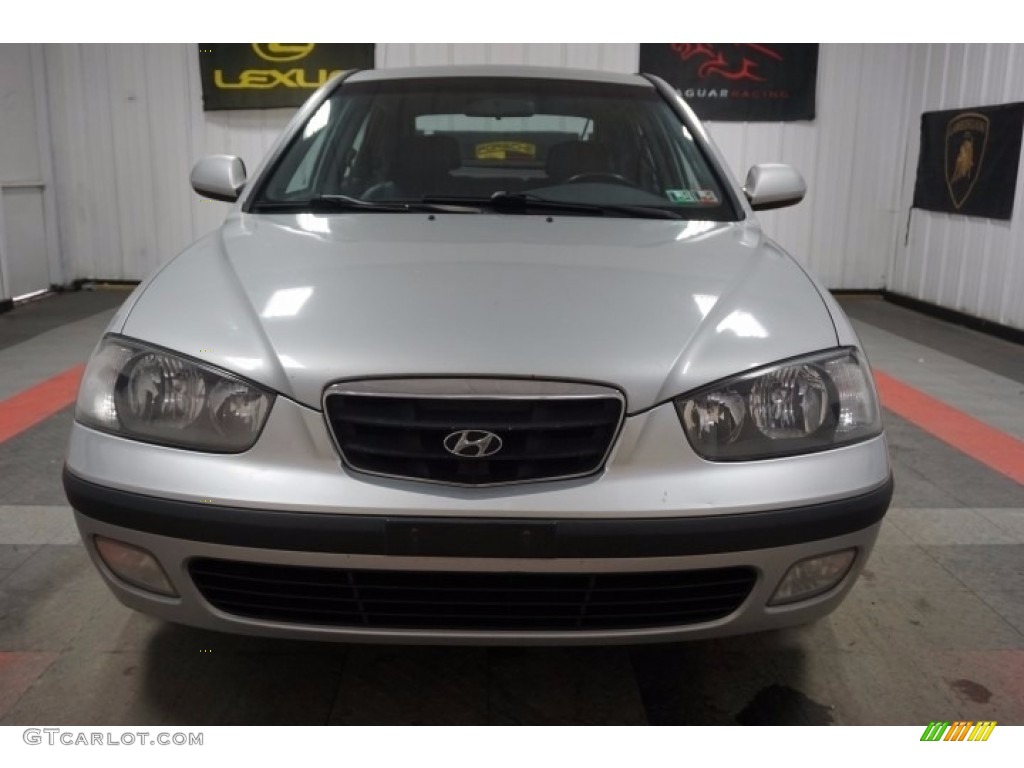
<box><xmin>322</xmin><ymin>379</ymin><xmax>626</xmax><ymax>487</ymax></box>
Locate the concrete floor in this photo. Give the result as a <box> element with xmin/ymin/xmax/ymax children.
<box><xmin>0</xmin><ymin>290</ymin><xmax>1022</xmax><ymax>725</ymax></box>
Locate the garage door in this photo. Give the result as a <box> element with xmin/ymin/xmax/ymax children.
<box><xmin>0</xmin><ymin>44</ymin><xmax>56</xmax><ymax>302</ymax></box>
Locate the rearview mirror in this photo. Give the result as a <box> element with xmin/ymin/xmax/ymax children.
<box><xmin>464</xmin><ymin>97</ymin><xmax>536</xmax><ymax>118</ymax></box>
<box><xmin>743</xmin><ymin>163</ymin><xmax>806</xmax><ymax>211</ymax></box>
<box><xmin>190</xmin><ymin>155</ymin><xmax>247</xmax><ymax>203</ymax></box>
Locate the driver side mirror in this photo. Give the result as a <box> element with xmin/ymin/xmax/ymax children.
<box><xmin>190</xmin><ymin>155</ymin><xmax>247</xmax><ymax>203</ymax></box>
<box><xmin>743</xmin><ymin>163</ymin><xmax>806</xmax><ymax>211</ymax></box>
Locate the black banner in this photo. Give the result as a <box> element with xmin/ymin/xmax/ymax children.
<box><xmin>912</xmin><ymin>103</ymin><xmax>1024</xmax><ymax>221</ymax></box>
<box><xmin>197</xmin><ymin>44</ymin><xmax>375</xmax><ymax>111</ymax></box>
<box><xmin>639</xmin><ymin>44</ymin><xmax>818</xmax><ymax>122</ymax></box>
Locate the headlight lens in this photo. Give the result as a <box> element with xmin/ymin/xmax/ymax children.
<box><xmin>76</xmin><ymin>336</ymin><xmax>274</xmax><ymax>452</ymax></box>
<box><xmin>676</xmin><ymin>348</ymin><xmax>881</xmax><ymax>460</ymax></box>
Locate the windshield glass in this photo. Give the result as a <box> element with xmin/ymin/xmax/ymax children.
<box><xmin>250</xmin><ymin>77</ymin><xmax>738</xmax><ymax>220</ymax></box>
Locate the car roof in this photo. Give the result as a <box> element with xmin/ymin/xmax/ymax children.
<box><xmin>345</xmin><ymin>65</ymin><xmax>653</xmax><ymax>88</ymax></box>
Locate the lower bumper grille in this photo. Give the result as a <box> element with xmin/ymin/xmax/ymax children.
<box><xmin>190</xmin><ymin>559</ymin><xmax>757</xmax><ymax>631</ymax></box>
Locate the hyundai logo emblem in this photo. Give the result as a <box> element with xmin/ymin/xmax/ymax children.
<box><xmin>443</xmin><ymin>429</ymin><xmax>503</xmax><ymax>458</ymax></box>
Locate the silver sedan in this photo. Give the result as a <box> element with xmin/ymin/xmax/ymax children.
<box><xmin>65</xmin><ymin>65</ymin><xmax>891</xmax><ymax>645</ymax></box>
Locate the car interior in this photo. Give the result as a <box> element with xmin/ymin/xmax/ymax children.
<box><xmin>256</xmin><ymin>78</ymin><xmax>728</xmax><ymax>211</ymax></box>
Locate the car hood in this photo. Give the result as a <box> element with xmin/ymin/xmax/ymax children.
<box><xmin>120</xmin><ymin>213</ymin><xmax>837</xmax><ymax>412</ymax></box>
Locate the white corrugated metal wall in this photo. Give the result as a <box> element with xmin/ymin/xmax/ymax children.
<box><xmin>890</xmin><ymin>44</ymin><xmax>1024</xmax><ymax>330</ymax></box>
<box><xmin>706</xmin><ymin>44</ymin><xmax>911</xmax><ymax>290</ymax></box>
<box><xmin>30</xmin><ymin>43</ymin><xmax>1024</xmax><ymax>329</ymax></box>
<box><xmin>44</xmin><ymin>44</ymin><xmax>293</xmax><ymax>281</ymax></box>
<box><xmin>0</xmin><ymin>44</ymin><xmax>61</xmax><ymax>301</ymax></box>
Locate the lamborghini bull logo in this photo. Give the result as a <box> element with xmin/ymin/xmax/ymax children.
<box><xmin>945</xmin><ymin>112</ymin><xmax>989</xmax><ymax>209</ymax></box>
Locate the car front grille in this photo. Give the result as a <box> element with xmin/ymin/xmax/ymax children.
<box><xmin>190</xmin><ymin>559</ymin><xmax>757</xmax><ymax>631</ymax></box>
<box><xmin>323</xmin><ymin>383</ymin><xmax>624</xmax><ymax>486</ymax></box>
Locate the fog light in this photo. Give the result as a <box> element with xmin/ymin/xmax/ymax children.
<box><xmin>94</xmin><ymin>536</ymin><xmax>178</xmax><ymax>596</ymax></box>
<box><xmin>770</xmin><ymin>549</ymin><xmax>856</xmax><ymax>606</ymax></box>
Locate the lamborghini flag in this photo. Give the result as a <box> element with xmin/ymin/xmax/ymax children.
<box><xmin>912</xmin><ymin>102</ymin><xmax>1024</xmax><ymax>220</ymax></box>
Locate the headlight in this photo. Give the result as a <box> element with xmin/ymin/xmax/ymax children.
<box><xmin>76</xmin><ymin>336</ymin><xmax>274</xmax><ymax>452</ymax></box>
<box><xmin>675</xmin><ymin>348</ymin><xmax>881</xmax><ymax>460</ymax></box>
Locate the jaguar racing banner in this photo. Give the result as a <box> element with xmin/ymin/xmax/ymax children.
<box><xmin>198</xmin><ymin>44</ymin><xmax>375</xmax><ymax>111</ymax></box>
<box><xmin>912</xmin><ymin>102</ymin><xmax>1024</xmax><ymax>220</ymax></box>
<box><xmin>638</xmin><ymin>44</ymin><xmax>818</xmax><ymax>122</ymax></box>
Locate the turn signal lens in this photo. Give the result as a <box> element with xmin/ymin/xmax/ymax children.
<box><xmin>770</xmin><ymin>549</ymin><xmax>857</xmax><ymax>605</ymax></box>
<box><xmin>94</xmin><ymin>536</ymin><xmax>177</xmax><ymax>597</ymax></box>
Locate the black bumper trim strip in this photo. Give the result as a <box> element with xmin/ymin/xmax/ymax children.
<box><xmin>64</xmin><ymin>468</ymin><xmax>892</xmax><ymax>559</ymax></box>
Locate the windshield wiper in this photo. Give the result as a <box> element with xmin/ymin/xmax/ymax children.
<box><xmin>422</xmin><ymin>192</ymin><xmax>682</xmax><ymax>220</ymax></box>
<box><xmin>250</xmin><ymin>194</ymin><xmax>481</xmax><ymax>214</ymax></box>
<box><xmin>252</xmin><ymin>193</ymin><xmax>681</xmax><ymax>219</ymax></box>
<box><xmin>315</xmin><ymin>194</ymin><xmax>485</xmax><ymax>214</ymax></box>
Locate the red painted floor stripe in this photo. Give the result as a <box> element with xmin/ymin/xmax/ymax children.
<box><xmin>874</xmin><ymin>369</ymin><xmax>1024</xmax><ymax>486</ymax></box>
<box><xmin>0</xmin><ymin>651</ymin><xmax>60</xmax><ymax>719</ymax></box>
<box><xmin>0</xmin><ymin>364</ymin><xmax>85</xmax><ymax>444</ymax></box>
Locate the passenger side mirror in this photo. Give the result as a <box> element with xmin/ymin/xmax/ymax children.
<box><xmin>190</xmin><ymin>155</ymin><xmax>247</xmax><ymax>202</ymax></box>
<box><xmin>743</xmin><ymin>163</ymin><xmax>806</xmax><ymax>211</ymax></box>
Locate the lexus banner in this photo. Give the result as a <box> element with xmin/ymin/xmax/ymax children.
<box><xmin>198</xmin><ymin>44</ymin><xmax>375</xmax><ymax>111</ymax></box>
<box><xmin>912</xmin><ymin>102</ymin><xmax>1024</xmax><ymax>221</ymax></box>
<box><xmin>638</xmin><ymin>44</ymin><xmax>818</xmax><ymax>122</ymax></box>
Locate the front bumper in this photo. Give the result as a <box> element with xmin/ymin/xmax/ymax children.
<box><xmin>67</xmin><ymin>468</ymin><xmax>892</xmax><ymax>645</ymax></box>
<box><xmin>65</xmin><ymin>395</ymin><xmax>892</xmax><ymax>644</ymax></box>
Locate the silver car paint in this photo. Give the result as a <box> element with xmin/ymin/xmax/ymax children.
<box><xmin>345</xmin><ymin>65</ymin><xmax>654</xmax><ymax>87</ymax></box>
<box><xmin>68</xmin><ymin>65</ymin><xmax>890</xmax><ymax>643</ymax></box>
<box><xmin>67</xmin><ymin>396</ymin><xmax>889</xmax><ymax>516</ymax></box>
<box><xmin>119</xmin><ymin>215</ymin><xmax>838</xmax><ymax>412</ymax></box>
<box><xmin>190</xmin><ymin>155</ymin><xmax>247</xmax><ymax>202</ymax></box>
<box><xmin>743</xmin><ymin>164</ymin><xmax>808</xmax><ymax>210</ymax></box>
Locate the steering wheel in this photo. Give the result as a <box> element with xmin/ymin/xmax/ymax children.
<box><xmin>564</xmin><ymin>172</ymin><xmax>639</xmax><ymax>188</ymax></box>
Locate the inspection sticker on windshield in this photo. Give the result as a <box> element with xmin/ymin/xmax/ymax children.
<box><xmin>696</xmin><ymin>190</ymin><xmax>719</xmax><ymax>204</ymax></box>
<box><xmin>665</xmin><ymin>189</ymin><xmax>697</xmax><ymax>204</ymax></box>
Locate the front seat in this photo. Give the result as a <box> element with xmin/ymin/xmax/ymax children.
<box><xmin>388</xmin><ymin>134</ymin><xmax>462</xmax><ymax>199</ymax></box>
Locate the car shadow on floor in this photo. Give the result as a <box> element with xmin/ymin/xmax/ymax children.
<box><xmin>140</xmin><ymin>621</ymin><xmax>822</xmax><ymax>725</ymax></box>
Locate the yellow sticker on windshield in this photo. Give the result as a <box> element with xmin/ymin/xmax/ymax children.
<box><xmin>475</xmin><ymin>141</ymin><xmax>537</xmax><ymax>160</ymax></box>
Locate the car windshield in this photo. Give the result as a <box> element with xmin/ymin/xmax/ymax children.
<box><xmin>249</xmin><ymin>76</ymin><xmax>738</xmax><ymax>220</ymax></box>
